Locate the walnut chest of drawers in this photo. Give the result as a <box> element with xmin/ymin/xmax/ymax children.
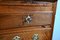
<box><xmin>0</xmin><ymin>0</ymin><xmax>57</xmax><ymax>40</ymax></box>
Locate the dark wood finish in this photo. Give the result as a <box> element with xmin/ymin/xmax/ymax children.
<box><xmin>0</xmin><ymin>0</ymin><xmax>57</xmax><ymax>40</ymax></box>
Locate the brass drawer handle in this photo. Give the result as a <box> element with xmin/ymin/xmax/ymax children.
<box><xmin>25</xmin><ymin>15</ymin><xmax>32</xmax><ymax>24</ymax></box>
<box><xmin>32</xmin><ymin>34</ymin><xmax>39</xmax><ymax>40</ymax></box>
<box><xmin>13</xmin><ymin>36</ymin><xmax>21</xmax><ymax>40</ymax></box>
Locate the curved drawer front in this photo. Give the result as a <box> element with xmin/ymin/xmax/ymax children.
<box><xmin>0</xmin><ymin>27</ymin><xmax>52</xmax><ymax>40</ymax></box>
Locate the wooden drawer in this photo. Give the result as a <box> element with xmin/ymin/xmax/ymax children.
<box><xmin>0</xmin><ymin>27</ymin><xmax>52</xmax><ymax>40</ymax></box>
<box><xmin>0</xmin><ymin>12</ymin><xmax>52</xmax><ymax>30</ymax></box>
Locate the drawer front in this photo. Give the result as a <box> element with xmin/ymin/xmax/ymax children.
<box><xmin>0</xmin><ymin>27</ymin><xmax>52</xmax><ymax>40</ymax></box>
<box><xmin>0</xmin><ymin>13</ymin><xmax>52</xmax><ymax>30</ymax></box>
<box><xmin>0</xmin><ymin>14</ymin><xmax>23</xmax><ymax>30</ymax></box>
<box><xmin>23</xmin><ymin>13</ymin><xmax>52</xmax><ymax>26</ymax></box>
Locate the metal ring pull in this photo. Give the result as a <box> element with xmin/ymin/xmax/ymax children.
<box><xmin>32</xmin><ymin>34</ymin><xmax>39</xmax><ymax>40</ymax></box>
<box><xmin>13</xmin><ymin>36</ymin><xmax>21</xmax><ymax>40</ymax></box>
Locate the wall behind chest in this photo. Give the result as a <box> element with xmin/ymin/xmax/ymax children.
<box><xmin>52</xmin><ymin>0</ymin><xmax>60</xmax><ymax>40</ymax></box>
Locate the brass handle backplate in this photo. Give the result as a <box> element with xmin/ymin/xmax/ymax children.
<box><xmin>25</xmin><ymin>15</ymin><xmax>32</xmax><ymax>24</ymax></box>
<box><xmin>13</xmin><ymin>36</ymin><xmax>21</xmax><ymax>40</ymax></box>
<box><xmin>32</xmin><ymin>34</ymin><xmax>39</xmax><ymax>40</ymax></box>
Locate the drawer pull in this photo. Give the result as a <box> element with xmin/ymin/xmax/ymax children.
<box><xmin>25</xmin><ymin>15</ymin><xmax>32</xmax><ymax>24</ymax></box>
<box><xmin>32</xmin><ymin>34</ymin><xmax>39</xmax><ymax>40</ymax></box>
<box><xmin>13</xmin><ymin>36</ymin><xmax>21</xmax><ymax>40</ymax></box>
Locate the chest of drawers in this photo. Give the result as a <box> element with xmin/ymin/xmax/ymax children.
<box><xmin>0</xmin><ymin>0</ymin><xmax>57</xmax><ymax>40</ymax></box>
